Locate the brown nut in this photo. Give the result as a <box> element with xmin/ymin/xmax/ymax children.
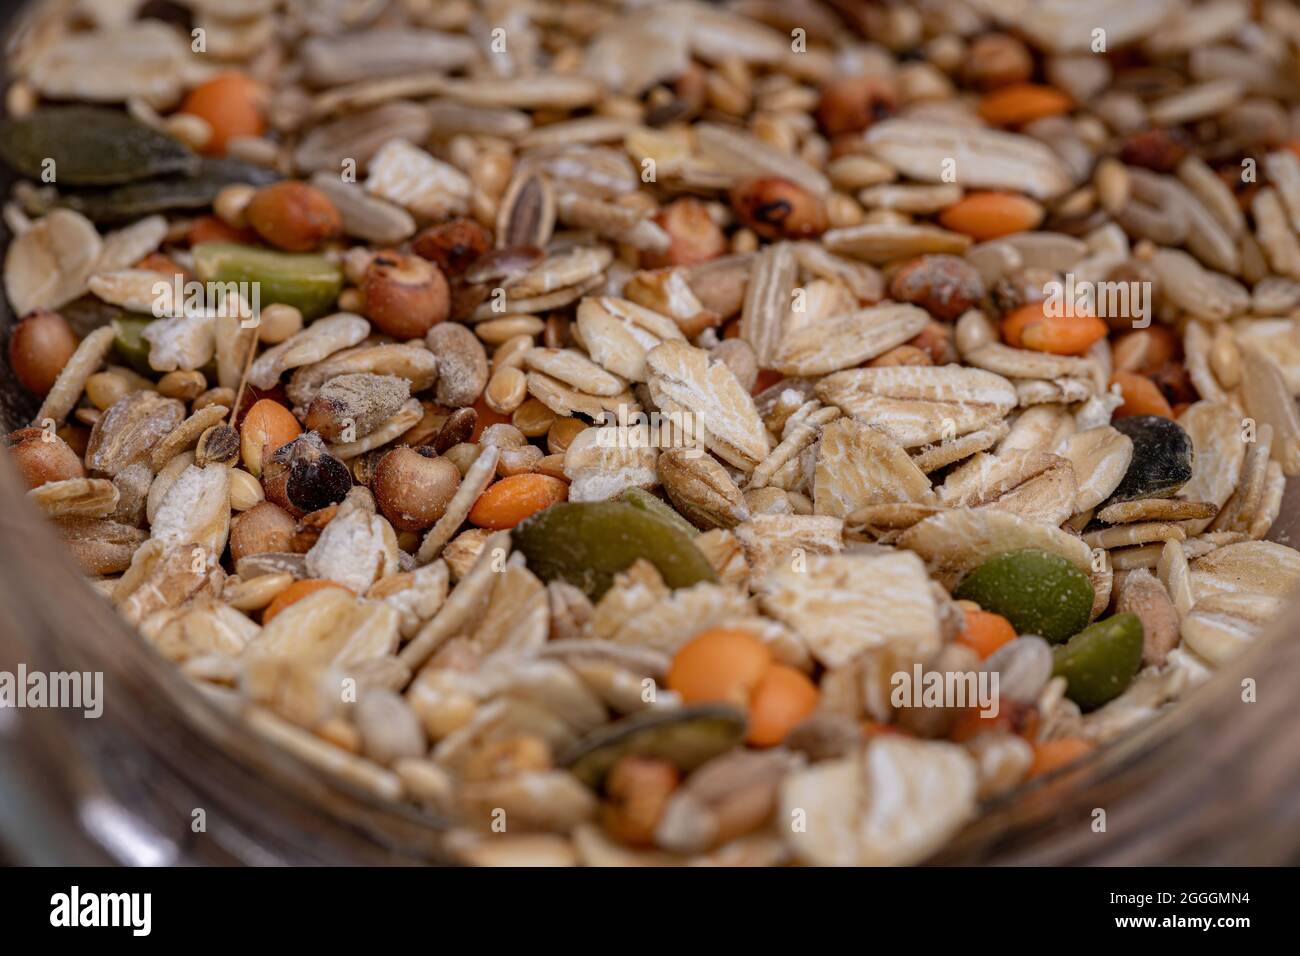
<box><xmin>290</xmin><ymin>503</ymin><xmax>339</xmax><ymax>552</ymax></box>
<box><xmin>964</xmin><ymin>34</ymin><xmax>1034</xmax><ymax>90</ymax></box>
<box><xmin>8</xmin><ymin>310</ymin><xmax>79</xmax><ymax>396</ymax></box>
<box><xmin>362</xmin><ymin>250</ymin><xmax>451</xmax><ymax>338</ymax></box>
<box><xmin>601</xmin><ymin>755</ymin><xmax>679</xmax><ymax>848</ymax></box>
<box><xmin>411</xmin><ymin>218</ymin><xmax>492</xmax><ymax>277</ymax></box>
<box><xmin>1119</xmin><ymin>127</ymin><xmax>1191</xmax><ymax>173</ymax></box>
<box><xmin>887</xmin><ymin>254</ymin><xmax>986</xmax><ymax>321</ymax></box>
<box><xmin>303</xmin><ymin>373</ymin><xmax>410</xmax><ymax>442</ymax></box>
<box><xmin>867</xmin><ymin>344</ymin><xmax>932</xmax><ymax>367</ymax></box>
<box><xmin>815</xmin><ymin>74</ymin><xmax>897</xmax><ymax>136</ymax></box>
<box><xmin>729</xmin><ymin>177</ymin><xmax>828</xmax><ymax>240</ymax></box>
<box><xmin>908</xmin><ymin>320</ymin><xmax>959</xmax><ymax>364</ymax></box>
<box><xmin>245</xmin><ymin>181</ymin><xmax>343</xmax><ymax>252</ymax></box>
<box><xmin>643</xmin><ymin>198</ymin><xmax>727</xmax><ymax>268</ymax></box>
<box><xmin>229</xmin><ymin>501</ymin><xmax>297</xmax><ymax>563</ymax></box>
<box><xmin>373</xmin><ymin>446</ymin><xmax>462</xmax><ymax>532</ymax></box>
<box><xmin>4</xmin><ymin>427</ymin><xmax>86</xmax><ymax>488</ymax></box>
<box><xmin>426</xmin><ymin>322</ymin><xmax>489</xmax><ymax>408</ymax></box>
<box><xmin>261</xmin><ymin>431</ymin><xmax>352</xmax><ymax>518</ymax></box>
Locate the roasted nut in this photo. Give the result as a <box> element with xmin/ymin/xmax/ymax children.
<box><xmin>229</xmin><ymin>500</ymin><xmax>297</xmax><ymax>563</ymax></box>
<box><xmin>964</xmin><ymin>34</ymin><xmax>1033</xmax><ymax>90</ymax></box>
<box><xmin>601</xmin><ymin>755</ymin><xmax>679</xmax><ymax>847</ymax></box>
<box><xmin>290</xmin><ymin>502</ymin><xmax>338</xmax><ymax>552</ymax></box>
<box><xmin>411</xmin><ymin>218</ymin><xmax>492</xmax><ymax>277</ymax></box>
<box><xmin>427</xmin><ymin>322</ymin><xmax>489</xmax><ymax>408</ymax></box>
<box><xmin>240</xmin><ymin>398</ymin><xmax>302</xmax><ymax>477</ymax></box>
<box><xmin>1120</xmin><ymin>127</ymin><xmax>1190</xmax><ymax>173</ymax></box>
<box><xmin>730</xmin><ymin>177</ymin><xmax>828</xmax><ymax>240</ymax></box>
<box><xmin>4</xmin><ymin>427</ymin><xmax>85</xmax><ymax>489</ymax></box>
<box><xmin>373</xmin><ymin>446</ymin><xmax>462</xmax><ymax>532</ymax></box>
<box><xmin>644</xmin><ymin>198</ymin><xmax>727</xmax><ymax>268</ymax></box>
<box><xmin>888</xmin><ymin>254</ymin><xmax>985</xmax><ymax>321</ymax></box>
<box><xmin>868</xmin><ymin>344</ymin><xmax>932</xmax><ymax>367</ymax></box>
<box><xmin>8</xmin><ymin>310</ymin><xmax>79</xmax><ymax>396</ymax></box>
<box><xmin>245</xmin><ymin>181</ymin><xmax>343</xmax><ymax>252</ymax></box>
<box><xmin>261</xmin><ymin>430</ymin><xmax>352</xmax><ymax>517</ymax></box>
<box><xmin>362</xmin><ymin>250</ymin><xmax>450</xmax><ymax>338</ymax></box>
<box><xmin>815</xmin><ymin>74</ymin><xmax>897</xmax><ymax>136</ymax></box>
<box><xmin>196</xmin><ymin>423</ymin><xmax>241</xmax><ymax>466</ymax></box>
<box><xmin>304</xmin><ymin>373</ymin><xmax>410</xmax><ymax>441</ymax></box>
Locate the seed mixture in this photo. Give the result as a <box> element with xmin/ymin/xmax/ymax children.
<box><xmin>3</xmin><ymin>0</ymin><xmax>1300</xmax><ymax>867</ymax></box>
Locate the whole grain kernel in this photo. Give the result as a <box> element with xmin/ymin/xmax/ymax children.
<box><xmin>484</xmin><ymin>366</ymin><xmax>528</xmax><ymax>415</ymax></box>
<box><xmin>258</xmin><ymin>304</ymin><xmax>304</xmax><ymax>345</ymax></box>
<box><xmin>229</xmin><ymin>468</ymin><xmax>266</xmax><ymax>511</ymax></box>
<box><xmin>512</xmin><ymin>398</ymin><xmax>556</xmax><ymax>438</ymax></box>
<box><xmin>84</xmin><ymin>371</ymin><xmax>132</xmax><ymax>411</ymax></box>
<box><xmin>158</xmin><ymin>369</ymin><xmax>207</xmax><ymax>401</ymax></box>
<box><xmin>475</xmin><ymin>315</ymin><xmax>545</xmax><ymax>345</ymax></box>
<box><xmin>546</xmin><ymin>416</ymin><xmax>587</xmax><ymax>455</ymax></box>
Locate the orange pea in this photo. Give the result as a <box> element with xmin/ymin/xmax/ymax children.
<box><xmin>666</xmin><ymin>628</ymin><xmax>772</xmax><ymax>710</ymax></box>
<box><xmin>467</xmin><ymin>473</ymin><xmax>568</xmax><ymax>529</ymax></box>
<box><xmin>179</xmin><ymin>72</ymin><xmax>266</xmax><ymax>155</ymax></box>
<box><xmin>469</xmin><ymin>394</ymin><xmax>512</xmax><ymax>442</ymax></box>
<box><xmin>263</xmin><ymin>579</ymin><xmax>352</xmax><ymax>623</ymax></box>
<box><xmin>977</xmin><ymin>83</ymin><xmax>1072</xmax><ymax>126</ymax></box>
<box><xmin>1111</xmin><ymin>370</ymin><xmax>1173</xmax><ymax>419</ymax></box>
<box><xmin>1027</xmin><ymin>737</ymin><xmax>1094</xmax><ymax>779</ymax></box>
<box><xmin>949</xmin><ymin>706</ymin><xmax>1016</xmax><ymax>743</ymax></box>
<box><xmin>938</xmin><ymin>191</ymin><xmax>1044</xmax><ymax>240</ymax></box>
<box><xmin>1019</xmin><ymin>314</ymin><xmax>1108</xmax><ymax>355</ymax></box>
<box><xmin>956</xmin><ymin>607</ymin><xmax>1017</xmax><ymax>659</ymax></box>
<box><xmin>1002</xmin><ymin>302</ymin><xmax>1107</xmax><ymax>355</ymax></box>
<box><xmin>747</xmin><ymin>664</ymin><xmax>819</xmax><ymax>746</ymax></box>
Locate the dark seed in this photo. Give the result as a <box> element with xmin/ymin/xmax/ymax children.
<box><xmin>1104</xmin><ymin>415</ymin><xmax>1194</xmax><ymax>504</ymax></box>
<box><xmin>560</xmin><ymin>704</ymin><xmax>747</xmax><ymax>788</ymax></box>
<box><xmin>61</xmin><ymin>157</ymin><xmax>279</xmax><ymax>223</ymax></box>
<box><xmin>262</xmin><ymin>431</ymin><xmax>352</xmax><ymax>518</ymax></box>
<box><xmin>0</xmin><ymin>107</ymin><xmax>198</xmax><ymax>186</ymax></box>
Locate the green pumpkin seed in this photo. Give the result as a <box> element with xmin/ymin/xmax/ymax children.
<box><xmin>619</xmin><ymin>486</ymin><xmax>698</xmax><ymax>537</ymax></box>
<box><xmin>560</xmin><ymin>703</ymin><xmax>747</xmax><ymax>788</ymax></box>
<box><xmin>192</xmin><ymin>242</ymin><xmax>343</xmax><ymax>320</ymax></box>
<box><xmin>111</xmin><ymin>314</ymin><xmax>157</xmax><ymax>376</ymax></box>
<box><xmin>62</xmin><ymin>158</ymin><xmax>280</xmax><ymax>224</ymax></box>
<box><xmin>0</xmin><ymin>107</ymin><xmax>198</xmax><ymax>186</ymax></box>
<box><xmin>511</xmin><ymin>500</ymin><xmax>718</xmax><ymax>600</ymax></box>
<box><xmin>953</xmin><ymin>548</ymin><xmax>1093</xmax><ymax>643</ymax></box>
<box><xmin>1052</xmin><ymin>613</ymin><xmax>1144</xmax><ymax>711</ymax></box>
